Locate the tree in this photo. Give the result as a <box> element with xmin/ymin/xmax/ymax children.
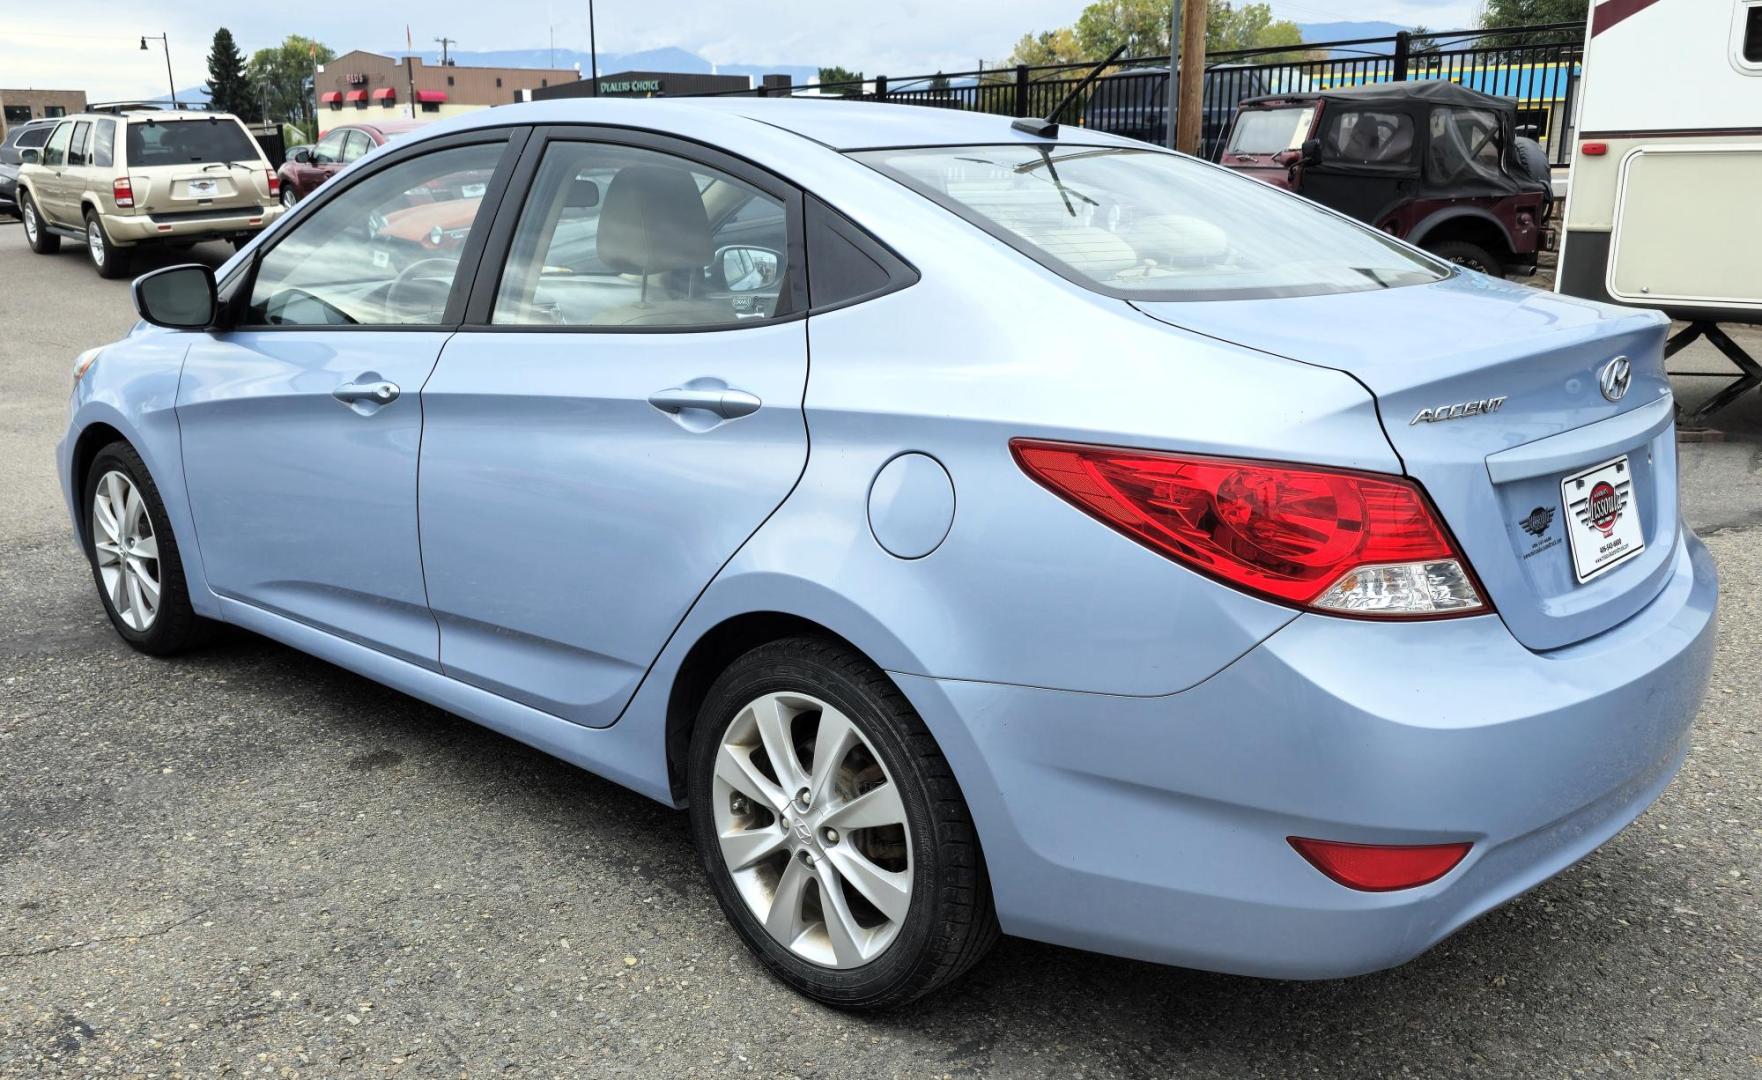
<box><xmin>1478</xmin><ymin>0</ymin><xmax>1588</xmax><ymax>51</ymax></box>
<box><xmin>205</xmin><ymin>28</ymin><xmax>253</xmax><ymax>117</ymax></box>
<box><xmin>248</xmin><ymin>35</ymin><xmax>335</xmax><ymax>134</ymax></box>
<box><xmin>1009</xmin><ymin>2</ymin><xmax>1305</xmax><ymax>67</ymax></box>
<box><xmin>816</xmin><ymin>66</ymin><xmax>864</xmax><ymax>96</ymax></box>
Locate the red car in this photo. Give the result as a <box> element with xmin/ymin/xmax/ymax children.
<box><xmin>276</xmin><ymin>119</ymin><xmax>430</xmax><ymax>207</ymax></box>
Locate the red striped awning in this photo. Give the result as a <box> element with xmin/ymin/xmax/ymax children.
<box><xmin>344</xmin><ymin>89</ymin><xmax>368</xmax><ymax>103</ymax></box>
<box><xmin>319</xmin><ymin>91</ymin><xmax>342</xmax><ymax>104</ymax></box>
<box><xmin>415</xmin><ymin>89</ymin><xmax>448</xmax><ymax>104</ymax></box>
<box><xmin>371</xmin><ymin>87</ymin><xmax>397</xmax><ymax>101</ymax></box>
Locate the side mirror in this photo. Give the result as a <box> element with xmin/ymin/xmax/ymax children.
<box><xmin>718</xmin><ymin>245</ymin><xmax>781</xmax><ymax>292</ymax></box>
<box><xmin>290</xmin><ymin>147</ymin><xmax>311</xmax><ymax>163</ymax></box>
<box><xmin>132</xmin><ymin>264</ymin><xmax>218</xmax><ymax>330</ymax></box>
<box><xmin>19</xmin><ymin>148</ymin><xmax>39</xmax><ymax>165</ymax></box>
<box><xmin>1300</xmin><ymin>138</ymin><xmax>1323</xmax><ymax>165</ymax></box>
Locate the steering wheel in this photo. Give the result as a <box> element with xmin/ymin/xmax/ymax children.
<box><xmin>386</xmin><ymin>257</ymin><xmax>458</xmax><ymax>323</ymax></box>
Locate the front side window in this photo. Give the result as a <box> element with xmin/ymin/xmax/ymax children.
<box><xmin>492</xmin><ymin>141</ymin><xmax>793</xmax><ymax>328</ymax></box>
<box><xmin>41</xmin><ymin>122</ymin><xmax>72</xmax><ymax>167</ymax></box>
<box><xmin>126</xmin><ymin>119</ymin><xmax>259</xmax><ymax>166</ymax></box>
<box><xmin>246</xmin><ymin>142</ymin><xmax>503</xmax><ymax>327</ymax></box>
<box><xmin>858</xmin><ymin>144</ymin><xmax>1446</xmax><ymax>302</ymax></box>
<box><xmin>1226</xmin><ymin>106</ymin><xmax>1316</xmax><ymax>156</ymax></box>
<box><xmin>1322</xmin><ymin>109</ymin><xmax>1416</xmax><ymax>167</ymax></box>
<box><xmin>312</xmin><ymin>130</ymin><xmax>346</xmax><ymax>165</ymax></box>
<box><xmin>1426</xmin><ymin>107</ymin><xmax>1504</xmax><ymax>185</ymax></box>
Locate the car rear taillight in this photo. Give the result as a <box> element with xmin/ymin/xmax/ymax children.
<box><xmin>1010</xmin><ymin>439</ymin><xmax>1487</xmax><ymax>617</ymax></box>
<box><xmin>112</xmin><ymin>176</ymin><xmax>134</xmax><ymax>208</ymax></box>
<box><xmin>267</xmin><ymin>170</ymin><xmax>280</xmax><ymax>197</ymax></box>
<box><xmin>1288</xmin><ymin>837</ymin><xmax>1472</xmax><ymax>891</ymax></box>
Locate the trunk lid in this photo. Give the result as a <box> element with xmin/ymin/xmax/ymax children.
<box><xmin>1134</xmin><ymin>272</ymin><xmax>1678</xmax><ymax>650</ymax></box>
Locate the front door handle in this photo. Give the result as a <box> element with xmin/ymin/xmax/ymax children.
<box><xmin>647</xmin><ymin>386</ymin><xmax>761</xmax><ymax>419</ymax></box>
<box><xmin>333</xmin><ymin>377</ymin><xmax>400</xmax><ymax>406</ymax></box>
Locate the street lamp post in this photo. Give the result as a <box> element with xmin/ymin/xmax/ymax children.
<box><xmin>587</xmin><ymin>0</ymin><xmax>600</xmax><ymax>96</ymax></box>
<box><xmin>140</xmin><ymin>33</ymin><xmax>178</xmax><ymax>108</ymax></box>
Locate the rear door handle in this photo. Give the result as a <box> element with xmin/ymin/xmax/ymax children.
<box><xmin>333</xmin><ymin>377</ymin><xmax>400</xmax><ymax>406</ymax></box>
<box><xmin>647</xmin><ymin>386</ymin><xmax>762</xmax><ymax>419</ymax></box>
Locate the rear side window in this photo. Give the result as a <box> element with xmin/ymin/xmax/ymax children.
<box><xmin>859</xmin><ymin>144</ymin><xmax>1445</xmax><ymax>302</ymax></box>
<box><xmin>1426</xmin><ymin>107</ymin><xmax>1504</xmax><ymax>185</ymax></box>
<box><xmin>806</xmin><ymin>198</ymin><xmax>915</xmax><ymax>311</ymax></box>
<box><xmin>1322</xmin><ymin>109</ymin><xmax>1416</xmax><ymax>167</ymax></box>
<box><xmin>18</xmin><ymin>126</ymin><xmax>52</xmax><ymax>149</ymax></box>
<box><xmin>67</xmin><ymin>122</ymin><xmax>91</xmax><ymax>167</ymax></box>
<box><xmin>126</xmin><ymin>119</ymin><xmax>260</xmax><ymax>166</ymax></box>
<box><xmin>93</xmin><ymin>120</ymin><xmax>116</xmax><ymax>168</ymax></box>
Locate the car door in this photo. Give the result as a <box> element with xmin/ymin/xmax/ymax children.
<box><xmin>301</xmin><ymin>129</ymin><xmax>348</xmax><ymax>195</ymax></box>
<box><xmin>32</xmin><ymin>121</ymin><xmax>74</xmax><ymax>222</ymax></box>
<box><xmin>417</xmin><ymin>130</ymin><xmax>811</xmax><ymax>726</ymax></box>
<box><xmin>63</xmin><ymin>120</ymin><xmax>93</xmax><ymax>213</ymax></box>
<box><xmin>176</xmin><ymin>130</ymin><xmax>523</xmax><ymax>667</ymax></box>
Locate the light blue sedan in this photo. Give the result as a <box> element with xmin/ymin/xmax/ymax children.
<box><xmin>58</xmin><ymin>98</ymin><xmax>1717</xmax><ymax>1008</ymax></box>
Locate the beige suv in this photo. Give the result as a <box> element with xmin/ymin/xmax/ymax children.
<box><xmin>17</xmin><ymin>110</ymin><xmax>283</xmax><ymax>278</ymax></box>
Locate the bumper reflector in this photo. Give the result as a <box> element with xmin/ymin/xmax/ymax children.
<box><xmin>1289</xmin><ymin>837</ymin><xmax>1472</xmax><ymax>891</ymax></box>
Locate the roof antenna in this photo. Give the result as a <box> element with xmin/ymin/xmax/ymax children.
<box><xmin>1012</xmin><ymin>45</ymin><xmax>1128</xmax><ymax>139</ymax></box>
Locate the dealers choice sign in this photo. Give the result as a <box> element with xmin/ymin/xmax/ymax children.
<box><xmin>598</xmin><ymin>78</ymin><xmax>664</xmax><ymax>95</ymax></box>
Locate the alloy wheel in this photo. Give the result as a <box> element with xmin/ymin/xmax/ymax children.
<box><xmin>91</xmin><ymin>470</ymin><xmax>160</xmax><ymax>631</ymax></box>
<box><xmin>87</xmin><ymin>220</ymin><xmax>105</xmax><ymax>267</ymax></box>
<box><xmin>22</xmin><ymin>201</ymin><xmax>37</xmax><ymax>244</ymax></box>
<box><xmin>281</xmin><ymin>186</ymin><xmax>297</xmax><ymax>209</ymax></box>
<box><xmin>712</xmin><ymin>691</ymin><xmax>913</xmax><ymax>968</ymax></box>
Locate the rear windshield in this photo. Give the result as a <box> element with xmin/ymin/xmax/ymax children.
<box><xmin>1226</xmin><ymin>106</ymin><xmax>1315</xmax><ymax>156</ymax></box>
<box><xmin>856</xmin><ymin>144</ymin><xmax>1446</xmax><ymax>301</ymax></box>
<box><xmin>125</xmin><ymin>119</ymin><xmax>260</xmax><ymax>166</ymax></box>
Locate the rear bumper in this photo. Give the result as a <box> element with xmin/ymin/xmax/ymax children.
<box><xmin>895</xmin><ymin>530</ymin><xmax>1717</xmax><ymax>979</ymax></box>
<box><xmin>104</xmin><ymin>204</ymin><xmax>281</xmax><ymax>245</ymax></box>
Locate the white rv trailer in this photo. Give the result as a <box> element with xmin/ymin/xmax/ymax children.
<box><xmin>1556</xmin><ymin>0</ymin><xmax>1762</xmax><ymax>415</ymax></box>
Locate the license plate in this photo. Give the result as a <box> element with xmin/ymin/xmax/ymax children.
<box><xmin>1561</xmin><ymin>455</ymin><xmax>1645</xmax><ymax>583</ymax></box>
<box><xmin>187</xmin><ymin>179</ymin><xmax>218</xmax><ymax>197</ymax></box>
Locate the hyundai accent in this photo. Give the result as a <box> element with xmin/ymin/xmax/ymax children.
<box><xmin>57</xmin><ymin>98</ymin><xmax>1717</xmax><ymax>1008</ymax></box>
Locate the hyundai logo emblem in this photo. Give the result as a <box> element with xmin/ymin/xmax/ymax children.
<box><xmin>1599</xmin><ymin>356</ymin><xmax>1632</xmax><ymax>403</ymax></box>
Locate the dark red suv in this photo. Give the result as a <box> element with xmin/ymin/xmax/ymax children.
<box><xmin>277</xmin><ymin>119</ymin><xmax>430</xmax><ymax>206</ymax></box>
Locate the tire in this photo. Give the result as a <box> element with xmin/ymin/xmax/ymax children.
<box><xmin>280</xmin><ymin>185</ymin><xmax>298</xmax><ymax>209</ymax></box>
<box><xmin>84</xmin><ymin>210</ymin><xmax>132</xmax><ymax>279</ymax></box>
<box><xmin>1426</xmin><ymin>239</ymin><xmax>1505</xmax><ymax>279</ymax></box>
<box><xmin>82</xmin><ymin>442</ymin><xmax>213</xmax><ymax>656</ymax></box>
<box><xmin>1514</xmin><ymin>136</ymin><xmax>1551</xmax><ymax>187</ymax></box>
<box><xmin>20</xmin><ymin>192</ymin><xmax>60</xmax><ymax>254</ymax></box>
<box><xmin>687</xmin><ymin>636</ymin><xmax>999</xmax><ymax>1009</ymax></box>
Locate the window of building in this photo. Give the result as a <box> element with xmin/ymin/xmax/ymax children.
<box><xmin>496</xmin><ymin>77</ymin><xmax>503</xmax><ymax>88</ymax></box>
<box><xmin>447</xmin><ymin>75</ymin><xmax>455</xmax><ymax>86</ymax></box>
<box><xmin>541</xmin><ymin>79</ymin><xmax>548</xmax><ymax>87</ymax></box>
<box><xmin>43</xmin><ymin>106</ymin><xmax>67</xmax><ymax>118</ymax></box>
<box><xmin>3</xmin><ymin>105</ymin><xmax>31</xmax><ymax>126</ymax></box>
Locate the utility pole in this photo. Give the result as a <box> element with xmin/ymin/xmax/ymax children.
<box><xmin>433</xmin><ymin>36</ymin><xmax>456</xmax><ymax>66</ymax></box>
<box><xmin>1165</xmin><ymin>0</ymin><xmax>1180</xmax><ymax>149</ymax></box>
<box><xmin>588</xmin><ymin>0</ymin><xmax>600</xmax><ymax>95</ymax></box>
<box><xmin>1175</xmin><ymin>0</ymin><xmax>1207</xmax><ymax>155</ymax></box>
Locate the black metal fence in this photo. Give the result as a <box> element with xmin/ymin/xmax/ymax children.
<box><xmin>682</xmin><ymin>22</ymin><xmax>1585</xmax><ymax>165</ymax></box>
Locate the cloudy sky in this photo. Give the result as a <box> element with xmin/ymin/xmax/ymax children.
<box><xmin>6</xmin><ymin>0</ymin><xmax>1483</xmax><ymax>102</ymax></box>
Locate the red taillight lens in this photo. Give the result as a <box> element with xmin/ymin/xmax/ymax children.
<box><xmin>267</xmin><ymin>170</ymin><xmax>280</xmax><ymax>197</ymax></box>
<box><xmin>1010</xmin><ymin>439</ymin><xmax>1486</xmax><ymax>616</ymax></box>
<box><xmin>1289</xmin><ymin>837</ymin><xmax>1472</xmax><ymax>891</ymax></box>
<box><xmin>112</xmin><ymin>176</ymin><xmax>134</xmax><ymax>208</ymax></box>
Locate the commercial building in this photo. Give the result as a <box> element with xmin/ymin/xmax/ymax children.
<box><xmin>314</xmin><ymin>51</ymin><xmax>576</xmax><ymax>133</ymax></box>
<box><xmin>527</xmin><ymin>70</ymin><xmax>755</xmax><ymax>101</ymax></box>
<box><xmin>0</xmin><ymin>88</ymin><xmax>89</xmax><ymax>139</ymax></box>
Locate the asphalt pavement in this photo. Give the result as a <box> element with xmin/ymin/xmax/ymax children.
<box><xmin>1</xmin><ymin>220</ymin><xmax>1758</xmax><ymax>1078</ymax></box>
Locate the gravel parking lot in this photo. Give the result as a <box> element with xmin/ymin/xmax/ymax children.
<box><xmin>1</xmin><ymin>220</ymin><xmax>1758</xmax><ymax>1079</ymax></box>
